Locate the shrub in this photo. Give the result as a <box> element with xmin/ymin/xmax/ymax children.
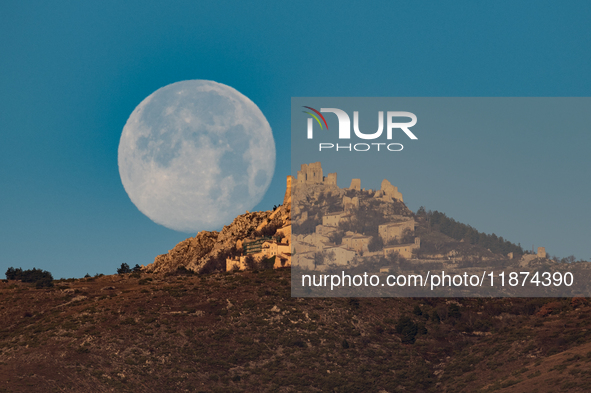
<box><xmin>165</xmin><ymin>266</ymin><xmax>195</xmax><ymax>277</ymax></box>
<box><xmin>201</xmin><ymin>246</ymin><xmax>240</xmax><ymax>274</ymax></box>
<box><xmin>413</xmin><ymin>305</ymin><xmax>423</xmax><ymax>316</ymax></box>
<box><xmin>448</xmin><ymin>303</ymin><xmax>462</xmax><ymax>319</ymax></box>
<box><xmin>396</xmin><ymin>316</ymin><xmax>418</xmax><ymax>344</ymax></box>
<box><xmin>36</xmin><ymin>277</ymin><xmax>54</xmax><ymax>288</ymax></box>
<box><xmin>348</xmin><ymin>298</ymin><xmax>360</xmax><ymax>309</ymax></box>
<box><xmin>260</xmin><ymin>256</ymin><xmax>276</xmax><ymax>270</ymax></box>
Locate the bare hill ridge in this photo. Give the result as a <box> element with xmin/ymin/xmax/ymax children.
<box><xmin>2</xmin><ymin>270</ymin><xmax>591</xmax><ymax>392</ymax></box>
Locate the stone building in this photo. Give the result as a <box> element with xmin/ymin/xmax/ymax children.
<box><xmin>293</xmin><ymin>246</ymin><xmax>356</xmax><ymax>271</ymax></box>
<box><xmin>342</xmin><ymin>232</ymin><xmax>371</xmax><ymax>254</ymax></box>
<box><xmin>379</xmin><ymin>219</ymin><xmax>416</xmax><ymax>244</ymax></box>
<box><xmin>226</xmin><ymin>236</ymin><xmax>291</xmax><ymax>272</ymax></box>
<box><xmin>322</xmin><ymin>211</ymin><xmax>349</xmax><ymax>227</ymax></box>
<box><xmin>315</xmin><ymin>224</ymin><xmax>337</xmax><ymax>237</ymax></box>
<box><xmin>323</xmin><ymin>246</ymin><xmax>356</xmax><ymax>265</ymax></box>
<box><xmin>384</xmin><ymin>237</ymin><xmax>421</xmax><ymax>259</ymax></box>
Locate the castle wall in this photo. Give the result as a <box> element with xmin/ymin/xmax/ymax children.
<box><xmin>226</xmin><ymin>256</ymin><xmax>247</xmax><ymax>271</ymax></box>
<box><xmin>297</xmin><ymin>162</ymin><xmax>323</xmax><ymax>184</ymax></box>
<box><xmin>343</xmin><ymin>196</ymin><xmax>359</xmax><ymax>211</ymax></box>
<box><xmin>324</xmin><ymin>173</ymin><xmax>337</xmax><ymax>185</ymax></box>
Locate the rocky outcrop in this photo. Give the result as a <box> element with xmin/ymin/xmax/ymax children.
<box><xmin>144</xmin><ymin>203</ymin><xmax>291</xmax><ymax>275</ymax></box>
<box><xmin>144</xmin><ymin>231</ymin><xmax>219</xmax><ymax>274</ymax></box>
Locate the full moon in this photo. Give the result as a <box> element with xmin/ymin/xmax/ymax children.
<box><xmin>118</xmin><ymin>80</ymin><xmax>276</xmax><ymax>232</ymax></box>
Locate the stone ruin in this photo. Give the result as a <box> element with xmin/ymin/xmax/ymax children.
<box><xmin>296</xmin><ymin>162</ymin><xmax>337</xmax><ymax>185</ymax></box>
<box><xmin>379</xmin><ymin>179</ymin><xmax>403</xmax><ymax>202</ymax></box>
<box><xmin>292</xmin><ymin>162</ymin><xmax>404</xmax><ymax>203</ymax></box>
<box><xmin>349</xmin><ymin>179</ymin><xmax>361</xmax><ymax>190</ymax></box>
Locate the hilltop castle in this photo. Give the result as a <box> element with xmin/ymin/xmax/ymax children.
<box><xmin>232</xmin><ymin>162</ymin><xmax>415</xmax><ymax>273</ymax></box>
<box><xmin>289</xmin><ymin>162</ymin><xmax>404</xmax><ymax>202</ymax></box>
<box><xmin>290</xmin><ymin>162</ymin><xmax>419</xmax><ymax>270</ymax></box>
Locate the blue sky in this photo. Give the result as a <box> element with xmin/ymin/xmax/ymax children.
<box><xmin>1</xmin><ymin>1</ymin><xmax>590</xmax><ymax>279</ymax></box>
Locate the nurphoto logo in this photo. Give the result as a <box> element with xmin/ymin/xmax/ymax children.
<box><xmin>303</xmin><ymin>106</ymin><xmax>418</xmax><ymax>152</ymax></box>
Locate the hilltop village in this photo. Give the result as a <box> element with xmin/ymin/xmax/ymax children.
<box><xmin>224</xmin><ymin>208</ymin><xmax>292</xmax><ymax>271</ymax></box>
<box><xmin>288</xmin><ymin>162</ymin><xmax>421</xmax><ymax>271</ymax></box>
<box><xmin>146</xmin><ymin>161</ymin><xmax>556</xmax><ymax>277</ymax></box>
<box><xmin>225</xmin><ymin>161</ymin><xmax>551</xmax><ymax>274</ymax></box>
<box><xmin>225</xmin><ymin>162</ymin><xmax>420</xmax><ymax>272</ymax></box>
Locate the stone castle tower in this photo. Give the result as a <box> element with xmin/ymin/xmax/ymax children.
<box><xmin>284</xmin><ymin>175</ymin><xmax>293</xmax><ymax>206</ymax></box>
<box><xmin>296</xmin><ymin>162</ymin><xmax>337</xmax><ymax>185</ymax></box>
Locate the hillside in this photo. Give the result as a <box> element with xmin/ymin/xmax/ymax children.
<box><xmin>141</xmin><ymin>163</ymin><xmax>540</xmax><ymax>278</ymax></box>
<box><xmin>1</xmin><ymin>270</ymin><xmax>591</xmax><ymax>392</ymax></box>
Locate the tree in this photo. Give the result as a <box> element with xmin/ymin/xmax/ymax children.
<box><xmin>400</xmin><ymin>228</ymin><xmax>415</xmax><ymax>244</ymax></box>
<box><xmin>274</xmin><ymin>231</ymin><xmax>285</xmax><ymax>243</ymax></box>
<box><xmin>368</xmin><ymin>235</ymin><xmax>384</xmax><ymax>252</ymax></box>
<box><xmin>132</xmin><ymin>264</ymin><xmax>142</xmax><ymax>272</ymax></box>
<box><xmin>5</xmin><ymin>267</ymin><xmax>53</xmax><ymax>288</ymax></box>
<box><xmin>329</xmin><ymin>230</ymin><xmax>345</xmax><ymax>245</ymax></box>
<box><xmin>5</xmin><ymin>267</ymin><xmax>20</xmax><ymax>280</ymax></box>
<box><xmin>244</xmin><ymin>254</ymin><xmax>258</xmax><ymax>270</ymax></box>
<box><xmin>395</xmin><ymin>316</ymin><xmax>418</xmax><ymax>344</ymax></box>
<box><xmin>561</xmin><ymin>255</ymin><xmax>576</xmax><ymax>263</ymax></box>
<box><xmin>325</xmin><ymin>251</ymin><xmax>336</xmax><ymax>265</ymax></box>
<box><xmin>117</xmin><ymin>263</ymin><xmax>131</xmax><ymax>274</ymax></box>
<box><xmin>313</xmin><ymin>252</ymin><xmax>324</xmax><ymax>268</ymax></box>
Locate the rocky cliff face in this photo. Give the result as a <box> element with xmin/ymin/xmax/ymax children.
<box><xmin>143</xmin><ymin>201</ymin><xmax>291</xmax><ymax>275</ymax></box>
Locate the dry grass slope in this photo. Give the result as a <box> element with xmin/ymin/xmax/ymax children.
<box><xmin>1</xmin><ymin>270</ymin><xmax>590</xmax><ymax>392</ymax></box>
